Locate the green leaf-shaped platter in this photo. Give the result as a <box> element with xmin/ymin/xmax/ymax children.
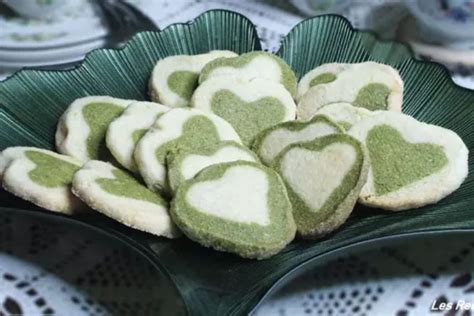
<box><xmin>0</xmin><ymin>11</ymin><xmax>473</xmax><ymax>315</ymax></box>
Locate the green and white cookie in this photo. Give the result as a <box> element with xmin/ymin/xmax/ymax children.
<box><xmin>191</xmin><ymin>77</ymin><xmax>296</xmax><ymax>146</ymax></box>
<box><xmin>272</xmin><ymin>134</ymin><xmax>368</xmax><ymax>238</ymax></box>
<box><xmin>134</xmin><ymin>108</ymin><xmax>242</xmax><ymax>194</ymax></box>
<box><xmin>297</xmin><ymin>62</ymin><xmax>404</xmax><ymax>120</ymax></box>
<box><xmin>72</xmin><ymin>160</ymin><xmax>180</xmax><ymax>238</ymax></box>
<box><xmin>348</xmin><ymin>111</ymin><xmax>469</xmax><ymax>211</ymax></box>
<box><xmin>106</xmin><ymin>101</ymin><xmax>169</xmax><ymax>172</ymax></box>
<box><xmin>199</xmin><ymin>51</ymin><xmax>297</xmax><ymax>97</ymax></box>
<box><xmin>252</xmin><ymin>114</ymin><xmax>344</xmax><ymax>165</ymax></box>
<box><xmin>171</xmin><ymin>161</ymin><xmax>296</xmax><ymax>259</ymax></box>
<box><xmin>149</xmin><ymin>50</ymin><xmax>237</xmax><ymax>108</ymax></box>
<box><xmin>296</xmin><ymin>63</ymin><xmax>350</xmax><ymax>101</ymax></box>
<box><xmin>167</xmin><ymin>141</ymin><xmax>259</xmax><ymax>193</ymax></box>
<box><xmin>56</xmin><ymin>96</ymin><xmax>133</xmax><ymax>162</ymax></box>
<box><xmin>315</xmin><ymin>102</ymin><xmax>373</xmax><ymax>130</ymax></box>
<box><xmin>0</xmin><ymin>147</ymin><xmax>85</xmax><ymax>214</ymax></box>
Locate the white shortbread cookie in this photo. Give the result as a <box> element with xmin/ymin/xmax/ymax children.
<box><xmin>315</xmin><ymin>102</ymin><xmax>373</xmax><ymax>130</ymax></box>
<box><xmin>148</xmin><ymin>50</ymin><xmax>237</xmax><ymax>108</ymax></box>
<box><xmin>56</xmin><ymin>96</ymin><xmax>133</xmax><ymax>162</ymax></box>
<box><xmin>106</xmin><ymin>101</ymin><xmax>169</xmax><ymax>172</ymax></box>
<box><xmin>191</xmin><ymin>77</ymin><xmax>296</xmax><ymax>146</ymax></box>
<box><xmin>297</xmin><ymin>62</ymin><xmax>404</xmax><ymax>120</ymax></box>
<box><xmin>348</xmin><ymin>111</ymin><xmax>469</xmax><ymax>211</ymax></box>
<box><xmin>167</xmin><ymin>141</ymin><xmax>259</xmax><ymax>192</ymax></box>
<box><xmin>0</xmin><ymin>147</ymin><xmax>85</xmax><ymax>214</ymax></box>
<box><xmin>252</xmin><ymin>114</ymin><xmax>344</xmax><ymax>165</ymax></box>
<box><xmin>134</xmin><ymin>108</ymin><xmax>242</xmax><ymax>193</ymax></box>
<box><xmin>199</xmin><ymin>51</ymin><xmax>297</xmax><ymax>97</ymax></box>
<box><xmin>72</xmin><ymin>160</ymin><xmax>180</xmax><ymax>238</ymax></box>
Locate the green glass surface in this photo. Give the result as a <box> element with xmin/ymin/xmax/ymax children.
<box><xmin>0</xmin><ymin>11</ymin><xmax>473</xmax><ymax>316</ymax></box>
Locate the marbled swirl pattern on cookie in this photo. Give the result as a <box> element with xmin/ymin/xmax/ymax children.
<box><xmin>55</xmin><ymin>96</ymin><xmax>133</xmax><ymax>162</ymax></box>
<box><xmin>171</xmin><ymin>161</ymin><xmax>296</xmax><ymax>259</ymax></box>
<box><xmin>199</xmin><ymin>51</ymin><xmax>297</xmax><ymax>97</ymax></box>
<box><xmin>252</xmin><ymin>114</ymin><xmax>344</xmax><ymax>165</ymax></box>
<box><xmin>0</xmin><ymin>147</ymin><xmax>85</xmax><ymax>214</ymax></box>
<box><xmin>272</xmin><ymin>134</ymin><xmax>368</xmax><ymax>238</ymax></box>
<box><xmin>191</xmin><ymin>77</ymin><xmax>296</xmax><ymax>146</ymax></box>
<box><xmin>106</xmin><ymin>101</ymin><xmax>169</xmax><ymax>172</ymax></box>
<box><xmin>167</xmin><ymin>141</ymin><xmax>259</xmax><ymax>192</ymax></box>
<box><xmin>134</xmin><ymin>108</ymin><xmax>242</xmax><ymax>194</ymax></box>
<box><xmin>149</xmin><ymin>50</ymin><xmax>237</xmax><ymax>108</ymax></box>
<box><xmin>297</xmin><ymin>62</ymin><xmax>403</xmax><ymax>120</ymax></box>
<box><xmin>348</xmin><ymin>111</ymin><xmax>468</xmax><ymax>211</ymax></box>
<box><xmin>72</xmin><ymin>160</ymin><xmax>180</xmax><ymax>238</ymax></box>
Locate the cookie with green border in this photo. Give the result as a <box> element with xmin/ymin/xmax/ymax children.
<box><xmin>296</xmin><ymin>63</ymin><xmax>350</xmax><ymax>101</ymax></box>
<box><xmin>0</xmin><ymin>147</ymin><xmax>85</xmax><ymax>214</ymax></box>
<box><xmin>191</xmin><ymin>77</ymin><xmax>296</xmax><ymax>146</ymax></box>
<box><xmin>149</xmin><ymin>50</ymin><xmax>237</xmax><ymax>108</ymax></box>
<box><xmin>56</xmin><ymin>96</ymin><xmax>133</xmax><ymax>162</ymax></box>
<box><xmin>72</xmin><ymin>160</ymin><xmax>180</xmax><ymax>238</ymax></box>
<box><xmin>252</xmin><ymin>114</ymin><xmax>344</xmax><ymax>165</ymax></box>
<box><xmin>199</xmin><ymin>51</ymin><xmax>297</xmax><ymax>97</ymax></box>
<box><xmin>272</xmin><ymin>134</ymin><xmax>368</xmax><ymax>238</ymax></box>
<box><xmin>348</xmin><ymin>111</ymin><xmax>469</xmax><ymax>211</ymax></box>
<box><xmin>134</xmin><ymin>108</ymin><xmax>242</xmax><ymax>194</ymax></box>
<box><xmin>297</xmin><ymin>62</ymin><xmax>403</xmax><ymax>120</ymax></box>
<box><xmin>315</xmin><ymin>102</ymin><xmax>373</xmax><ymax>131</ymax></box>
<box><xmin>167</xmin><ymin>141</ymin><xmax>259</xmax><ymax>193</ymax></box>
<box><xmin>106</xmin><ymin>101</ymin><xmax>169</xmax><ymax>173</ymax></box>
<box><xmin>171</xmin><ymin>161</ymin><xmax>296</xmax><ymax>259</ymax></box>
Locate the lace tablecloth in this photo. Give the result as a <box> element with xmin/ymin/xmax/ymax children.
<box><xmin>1</xmin><ymin>1</ymin><xmax>473</xmax><ymax>315</ymax></box>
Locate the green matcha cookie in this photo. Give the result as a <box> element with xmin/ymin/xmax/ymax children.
<box><xmin>171</xmin><ymin>161</ymin><xmax>296</xmax><ymax>259</ymax></box>
<box><xmin>297</xmin><ymin>62</ymin><xmax>404</xmax><ymax>120</ymax></box>
<box><xmin>315</xmin><ymin>102</ymin><xmax>373</xmax><ymax>130</ymax></box>
<box><xmin>199</xmin><ymin>51</ymin><xmax>297</xmax><ymax>97</ymax></box>
<box><xmin>348</xmin><ymin>111</ymin><xmax>469</xmax><ymax>211</ymax></box>
<box><xmin>56</xmin><ymin>96</ymin><xmax>133</xmax><ymax>162</ymax></box>
<box><xmin>0</xmin><ymin>147</ymin><xmax>85</xmax><ymax>214</ymax></box>
<box><xmin>191</xmin><ymin>77</ymin><xmax>296</xmax><ymax>146</ymax></box>
<box><xmin>167</xmin><ymin>141</ymin><xmax>259</xmax><ymax>193</ymax></box>
<box><xmin>134</xmin><ymin>108</ymin><xmax>242</xmax><ymax>194</ymax></box>
<box><xmin>272</xmin><ymin>134</ymin><xmax>368</xmax><ymax>238</ymax></box>
<box><xmin>252</xmin><ymin>114</ymin><xmax>344</xmax><ymax>165</ymax></box>
<box><xmin>106</xmin><ymin>101</ymin><xmax>169</xmax><ymax>173</ymax></box>
<box><xmin>149</xmin><ymin>50</ymin><xmax>237</xmax><ymax>108</ymax></box>
<box><xmin>72</xmin><ymin>160</ymin><xmax>180</xmax><ymax>238</ymax></box>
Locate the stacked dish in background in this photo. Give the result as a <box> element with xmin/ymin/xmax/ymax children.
<box><xmin>0</xmin><ymin>0</ymin><xmax>108</xmax><ymax>80</ymax></box>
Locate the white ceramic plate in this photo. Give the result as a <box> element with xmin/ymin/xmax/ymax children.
<box><xmin>0</xmin><ymin>0</ymin><xmax>107</xmax><ymax>50</ymax></box>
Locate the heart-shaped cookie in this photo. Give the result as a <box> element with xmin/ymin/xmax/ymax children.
<box><xmin>315</xmin><ymin>102</ymin><xmax>373</xmax><ymax>130</ymax></box>
<box><xmin>72</xmin><ymin>160</ymin><xmax>180</xmax><ymax>238</ymax></box>
<box><xmin>199</xmin><ymin>51</ymin><xmax>297</xmax><ymax>97</ymax></box>
<box><xmin>106</xmin><ymin>101</ymin><xmax>169</xmax><ymax>173</ymax></box>
<box><xmin>297</xmin><ymin>62</ymin><xmax>403</xmax><ymax>120</ymax></box>
<box><xmin>191</xmin><ymin>77</ymin><xmax>296</xmax><ymax>146</ymax></box>
<box><xmin>149</xmin><ymin>50</ymin><xmax>237</xmax><ymax>108</ymax></box>
<box><xmin>56</xmin><ymin>96</ymin><xmax>133</xmax><ymax>162</ymax></box>
<box><xmin>167</xmin><ymin>141</ymin><xmax>259</xmax><ymax>193</ymax></box>
<box><xmin>272</xmin><ymin>134</ymin><xmax>368</xmax><ymax>238</ymax></box>
<box><xmin>134</xmin><ymin>108</ymin><xmax>242</xmax><ymax>194</ymax></box>
<box><xmin>0</xmin><ymin>147</ymin><xmax>85</xmax><ymax>214</ymax></box>
<box><xmin>349</xmin><ymin>111</ymin><xmax>469</xmax><ymax>210</ymax></box>
<box><xmin>252</xmin><ymin>114</ymin><xmax>343</xmax><ymax>165</ymax></box>
<box><xmin>171</xmin><ymin>161</ymin><xmax>296</xmax><ymax>259</ymax></box>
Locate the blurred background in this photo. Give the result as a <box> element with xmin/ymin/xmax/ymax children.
<box><xmin>1</xmin><ymin>1</ymin><xmax>474</xmax><ymax>315</ymax></box>
<box><xmin>1</xmin><ymin>0</ymin><xmax>473</xmax><ymax>86</ymax></box>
